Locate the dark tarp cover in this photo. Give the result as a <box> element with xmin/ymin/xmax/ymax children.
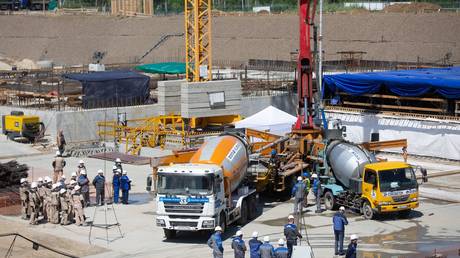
<box><xmin>135</xmin><ymin>62</ymin><xmax>186</xmax><ymax>74</ymax></box>
<box><xmin>63</xmin><ymin>70</ymin><xmax>150</xmax><ymax>109</ymax></box>
<box><xmin>323</xmin><ymin>67</ymin><xmax>460</xmax><ymax>99</ymax></box>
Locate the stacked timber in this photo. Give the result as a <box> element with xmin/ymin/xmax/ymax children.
<box><xmin>0</xmin><ymin>161</ymin><xmax>29</xmax><ymax>188</ymax></box>
<box><xmin>157</xmin><ymin>80</ymin><xmax>183</xmax><ymax>115</ymax></box>
<box><xmin>181</xmin><ymin>80</ymin><xmax>242</xmax><ymax>118</ymax></box>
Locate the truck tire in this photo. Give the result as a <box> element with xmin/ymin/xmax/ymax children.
<box><xmin>362</xmin><ymin>201</ymin><xmax>374</xmax><ymax>220</ymax></box>
<box><xmin>324</xmin><ymin>191</ymin><xmax>338</xmax><ymax>210</ymax></box>
<box><xmin>247</xmin><ymin>195</ymin><xmax>258</xmax><ymax>220</ymax></box>
<box><xmin>164</xmin><ymin>229</ymin><xmax>176</xmax><ymax>239</ymax></box>
<box><xmin>238</xmin><ymin>200</ymin><xmax>248</xmax><ymax>225</ymax></box>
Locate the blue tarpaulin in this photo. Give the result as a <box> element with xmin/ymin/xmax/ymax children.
<box><xmin>63</xmin><ymin>70</ymin><xmax>150</xmax><ymax>109</ymax></box>
<box><xmin>323</xmin><ymin>67</ymin><xmax>460</xmax><ymax>99</ymax></box>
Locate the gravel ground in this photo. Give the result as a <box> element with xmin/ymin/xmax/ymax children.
<box><xmin>0</xmin><ymin>12</ymin><xmax>458</xmax><ymax>66</ymax></box>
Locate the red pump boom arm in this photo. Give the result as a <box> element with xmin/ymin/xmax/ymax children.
<box><xmin>294</xmin><ymin>0</ymin><xmax>317</xmax><ymax>130</ymax></box>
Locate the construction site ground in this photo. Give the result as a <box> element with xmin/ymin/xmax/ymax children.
<box><xmin>0</xmin><ymin>138</ymin><xmax>459</xmax><ymax>257</ymax></box>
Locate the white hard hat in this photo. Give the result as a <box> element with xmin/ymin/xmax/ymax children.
<box><xmin>263</xmin><ymin>236</ymin><xmax>270</xmax><ymax>242</ymax></box>
<box><xmin>74</xmin><ymin>185</ymin><xmax>81</xmax><ymax>191</ymax></box>
<box><xmin>61</xmin><ymin>175</ymin><xmax>66</xmax><ymax>179</ymax></box>
<box><xmin>44</xmin><ymin>176</ymin><xmax>51</xmax><ymax>183</ymax></box>
<box><xmin>59</xmin><ymin>188</ymin><xmax>66</xmax><ymax>194</ymax></box>
<box><xmin>350</xmin><ymin>234</ymin><xmax>358</xmax><ymax>241</ymax></box>
<box><xmin>31</xmin><ymin>182</ymin><xmax>38</xmax><ymax>188</ymax></box>
<box><xmin>288</xmin><ymin>215</ymin><xmax>294</xmax><ymax>220</ymax></box>
<box><xmin>215</xmin><ymin>226</ymin><xmax>222</xmax><ymax>231</ymax></box>
<box><xmin>122</xmin><ymin>170</ymin><xmax>127</xmax><ymax>175</ymax></box>
<box><xmin>81</xmin><ymin>170</ymin><xmax>86</xmax><ymax>175</ymax></box>
<box><xmin>339</xmin><ymin>206</ymin><xmax>345</xmax><ymax>211</ymax></box>
<box><xmin>37</xmin><ymin>177</ymin><xmax>43</xmax><ymax>182</ymax></box>
<box><xmin>278</xmin><ymin>238</ymin><xmax>285</xmax><ymax>245</ymax></box>
<box><xmin>20</xmin><ymin>178</ymin><xmax>27</xmax><ymax>184</ymax></box>
<box><xmin>311</xmin><ymin>174</ymin><xmax>318</xmax><ymax>178</ymax></box>
<box><xmin>55</xmin><ymin>151</ymin><xmax>61</xmax><ymax>156</ymax></box>
<box><xmin>79</xmin><ymin>160</ymin><xmax>84</xmax><ymax>164</ymax></box>
<box><xmin>98</xmin><ymin>169</ymin><xmax>103</xmax><ymax>174</ymax></box>
<box><xmin>252</xmin><ymin>231</ymin><xmax>258</xmax><ymax>238</ymax></box>
<box><xmin>70</xmin><ymin>180</ymin><xmax>77</xmax><ymax>185</ymax></box>
<box><xmin>236</xmin><ymin>230</ymin><xmax>243</xmax><ymax>236</ymax></box>
<box><xmin>115</xmin><ymin>158</ymin><xmax>121</xmax><ymax>163</ymax></box>
<box><xmin>51</xmin><ymin>183</ymin><xmax>58</xmax><ymax>190</ymax></box>
<box><xmin>112</xmin><ymin>165</ymin><xmax>118</xmax><ymax>170</ymax></box>
<box><xmin>297</xmin><ymin>176</ymin><xmax>302</xmax><ymax>181</ymax></box>
<box><xmin>71</xmin><ymin>172</ymin><xmax>77</xmax><ymax>177</ymax></box>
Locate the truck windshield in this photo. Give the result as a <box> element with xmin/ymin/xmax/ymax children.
<box><xmin>157</xmin><ymin>174</ymin><xmax>213</xmax><ymax>195</ymax></box>
<box><xmin>378</xmin><ymin>167</ymin><xmax>417</xmax><ymax>192</ymax></box>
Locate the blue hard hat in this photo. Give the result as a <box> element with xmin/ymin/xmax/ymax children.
<box><xmin>303</xmin><ymin>172</ymin><xmax>310</xmax><ymax>177</ymax></box>
<box><xmin>271</xmin><ymin>149</ymin><xmax>277</xmax><ymax>155</ymax></box>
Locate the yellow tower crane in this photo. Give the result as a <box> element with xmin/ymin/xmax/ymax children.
<box><xmin>184</xmin><ymin>0</ymin><xmax>212</xmax><ymax>82</ymax></box>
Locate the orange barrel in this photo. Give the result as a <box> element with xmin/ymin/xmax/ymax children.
<box><xmin>189</xmin><ymin>134</ymin><xmax>248</xmax><ymax>193</ymax></box>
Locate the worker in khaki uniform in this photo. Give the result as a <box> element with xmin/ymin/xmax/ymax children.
<box><xmin>42</xmin><ymin>177</ymin><xmax>52</xmax><ymax>221</ymax></box>
<box><xmin>29</xmin><ymin>182</ymin><xmax>41</xmax><ymax>225</ymax></box>
<box><xmin>72</xmin><ymin>185</ymin><xmax>86</xmax><ymax>226</ymax></box>
<box><xmin>49</xmin><ymin>184</ymin><xmax>61</xmax><ymax>224</ymax></box>
<box><xmin>59</xmin><ymin>188</ymin><xmax>72</xmax><ymax>225</ymax></box>
<box><xmin>52</xmin><ymin>151</ymin><xmax>66</xmax><ymax>183</ymax></box>
<box><xmin>37</xmin><ymin>177</ymin><xmax>47</xmax><ymax>219</ymax></box>
<box><xmin>76</xmin><ymin>160</ymin><xmax>86</xmax><ymax>177</ymax></box>
<box><xmin>19</xmin><ymin>178</ymin><xmax>30</xmax><ymax>220</ymax></box>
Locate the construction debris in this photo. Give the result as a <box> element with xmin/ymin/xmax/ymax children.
<box><xmin>0</xmin><ymin>160</ymin><xmax>29</xmax><ymax>188</ymax></box>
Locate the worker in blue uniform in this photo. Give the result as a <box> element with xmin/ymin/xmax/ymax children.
<box><xmin>274</xmin><ymin>239</ymin><xmax>289</xmax><ymax>258</ymax></box>
<box><xmin>120</xmin><ymin>170</ymin><xmax>131</xmax><ymax>204</ymax></box>
<box><xmin>232</xmin><ymin>230</ymin><xmax>247</xmax><ymax>258</ymax></box>
<box><xmin>291</xmin><ymin>176</ymin><xmax>306</xmax><ymax>215</ymax></box>
<box><xmin>249</xmin><ymin>231</ymin><xmax>263</xmax><ymax>258</ymax></box>
<box><xmin>311</xmin><ymin>173</ymin><xmax>322</xmax><ymax>213</ymax></box>
<box><xmin>112</xmin><ymin>169</ymin><xmax>121</xmax><ymax>204</ymax></box>
<box><xmin>283</xmin><ymin>215</ymin><xmax>302</xmax><ymax>258</ymax></box>
<box><xmin>345</xmin><ymin>234</ymin><xmax>358</xmax><ymax>258</ymax></box>
<box><xmin>259</xmin><ymin>236</ymin><xmax>275</xmax><ymax>258</ymax></box>
<box><xmin>207</xmin><ymin>226</ymin><xmax>224</xmax><ymax>258</ymax></box>
<box><xmin>333</xmin><ymin>206</ymin><xmax>349</xmax><ymax>255</ymax></box>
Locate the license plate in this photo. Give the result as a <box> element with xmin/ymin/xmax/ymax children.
<box><xmin>399</xmin><ymin>205</ymin><xmax>407</xmax><ymax>209</ymax></box>
<box><xmin>175</xmin><ymin>226</ymin><xmax>192</xmax><ymax>230</ymax></box>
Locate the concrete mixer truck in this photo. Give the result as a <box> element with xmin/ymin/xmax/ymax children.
<box><xmin>320</xmin><ymin>140</ymin><xmax>420</xmax><ymax>219</ymax></box>
<box><xmin>154</xmin><ymin>133</ymin><xmax>258</xmax><ymax>238</ymax></box>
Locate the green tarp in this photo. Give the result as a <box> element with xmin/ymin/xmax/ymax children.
<box><xmin>135</xmin><ymin>62</ymin><xmax>186</xmax><ymax>74</ymax></box>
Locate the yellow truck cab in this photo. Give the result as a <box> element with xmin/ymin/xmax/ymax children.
<box><xmin>360</xmin><ymin>161</ymin><xmax>419</xmax><ymax>219</ymax></box>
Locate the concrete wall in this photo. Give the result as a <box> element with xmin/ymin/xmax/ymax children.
<box><xmin>56</xmin><ymin>104</ymin><xmax>160</xmax><ymax>143</ymax></box>
<box><xmin>241</xmin><ymin>93</ymin><xmax>297</xmax><ymax>117</ymax></box>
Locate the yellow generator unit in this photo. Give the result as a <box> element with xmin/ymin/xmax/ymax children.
<box><xmin>2</xmin><ymin>111</ymin><xmax>44</xmax><ymax>142</ymax></box>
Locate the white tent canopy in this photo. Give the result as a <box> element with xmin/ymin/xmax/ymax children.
<box><xmin>235</xmin><ymin>105</ymin><xmax>297</xmax><ymax>135</ymax></box>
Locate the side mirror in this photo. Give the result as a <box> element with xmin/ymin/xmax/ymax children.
<box><xmin>342</xmin><ymin>126</ymin><xmax>347</xmax><ymax>132</ymax></box>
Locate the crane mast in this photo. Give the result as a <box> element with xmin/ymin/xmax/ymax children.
<box><xmin>184</xmin><ymin>0</ymin><xmax>213</xmax><ymax>82</ymax></box>
<box><xmin>294</xmin><ymin>0</ymin><xmax>317</xmax><ymax>130</ymax></box>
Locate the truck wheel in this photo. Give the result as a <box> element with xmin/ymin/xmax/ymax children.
<box><xmin>219</xmin><ymin>213</ymin><xmax>226</xmax><ymax>233</ymax></box>
<box><xmin>238</xmin><ymin>200</ymin><xmax>248</xmax><ymax>225</ymax></box>
<box><xmin>163</xmin><ymin>229</ymin><xmax>176</xmax><ymax>239</ymax></box>
<box><xmin>324</xmin><ymin>191</ymin><xmax>337</xmax><ymax>210</ymax></box>
<box><xmin>362</xmin><ymin>201</ymin><xmax>374</xmax><ymax>220</ymax></box>
<box><xmin>247</xmin><ymin>195</ymin><xmax>258</xmax><ymax>220</ymax></box>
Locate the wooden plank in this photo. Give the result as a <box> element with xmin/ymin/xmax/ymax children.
<box><xmin>342</xmin><ymin>101</ymin><xmax>444</xmax><ymax>113</ymax></box>
<box><xmin>339</xmin><ymin>92</ymin><xmax>447</xmax><ymax>103</ymax></box>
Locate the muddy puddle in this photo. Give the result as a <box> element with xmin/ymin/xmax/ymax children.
<box><xmin>359</xmin><ymin>224</ymin><xmax>460</xmax><ymax>258</ymax></box>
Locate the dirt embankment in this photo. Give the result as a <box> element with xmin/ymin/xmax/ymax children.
<box><xmin>0</xmin><ymin>12</ymin><xmax>458</xmax><ymax>66</ymax></box>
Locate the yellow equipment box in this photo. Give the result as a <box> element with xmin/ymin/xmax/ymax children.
<box><xmin>2</xmin><ymin>111</ymin><xmax>43</xmax><ymax>142</ymax></box>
